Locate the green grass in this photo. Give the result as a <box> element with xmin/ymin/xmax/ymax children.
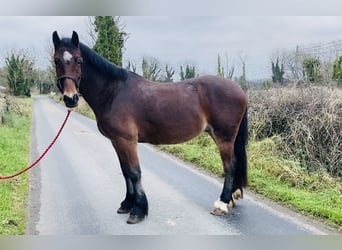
<box><xmin>160</xmin><ymin>134</ymin><xmax>223</xmax><ymax>177</ymax></box>
<box><xmin>0</xmin><ymin>97</ymin><xmax>31</xmax><ymax>235</ymax></box>
<box><xmin>160</xmin><ymin>134</ymin><xmax>342</xmax><ymax>231</ymax></box>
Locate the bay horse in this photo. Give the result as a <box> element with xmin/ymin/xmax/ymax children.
<box><xmin>52</xmin><ymin>31</ymin><xmax>248</xmax><ymax>224</ymax></box>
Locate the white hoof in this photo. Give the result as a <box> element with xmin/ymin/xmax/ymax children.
<box><xmin>211</xmin><ymin>200</ymin><xmax>229</xmax><ymax>216</ymax></box>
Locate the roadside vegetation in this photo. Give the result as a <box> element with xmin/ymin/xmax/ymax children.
<box><xmin>0</xmin><ymin>96</ymin><xmax>32</xmax><ymax>234</ymax></box>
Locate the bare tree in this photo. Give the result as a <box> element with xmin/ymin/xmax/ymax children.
<box><xmin>217</xmin><ymin>53</ymin><xmax>235</xmax><ymax>79</ymax></box>
<box><xmin>225</xmin><ymin>53</ymin><xmax>235</xmax><ymax>80</ymax></box>
<box><xmin>87</xmin><ymin>16</ymin><xmax>97</xmax><ymax>46</ymax></box>
<box><xmin>161</xmin><ymin>64</ymin><xmax>175</xmax><ymax>82</ymax></box>
<box><xmin>126</xmin><ymin>60</ymin><xmax>137</xmax><ymax>73</ymax></box>
<box><xmin>238</xmin><ymin>54</ymin><xmax>247</xmax><ymax>89</ymax></box>
<box><xmin>142</xmin><ymin>56</ymin><xmax>162</xmax><ymax>81</ymax></box>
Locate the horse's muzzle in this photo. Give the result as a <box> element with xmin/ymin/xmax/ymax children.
<box><xmin>63</xmin><ymin>94</ymin><xmax>79</xmax><ymax>108</ymax></box>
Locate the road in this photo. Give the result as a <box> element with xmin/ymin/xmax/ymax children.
<box><xmin>27</xmin><ymin>96</ymin><xmax>335</xmax><ymax>235</ymax></box>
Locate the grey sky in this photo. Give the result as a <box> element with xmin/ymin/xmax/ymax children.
<box><xmin>1</xmin><ymin>16</ymin><xmax>342</xmax><ymax>80</ymax></box>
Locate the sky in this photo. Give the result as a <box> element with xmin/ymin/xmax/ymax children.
<box><xmin>1</xmin><ymin>16</ymin><xmax>342</xmax><ymax>80</ymax></box>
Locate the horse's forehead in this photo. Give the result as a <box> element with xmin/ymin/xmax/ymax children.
<box><xmin>63</xmin><ymin>50</ymin><xmax>73</xmax><ymax>62</ymax></box>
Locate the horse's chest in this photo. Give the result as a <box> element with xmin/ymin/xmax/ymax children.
<box><xmin>97</xmin><ymin>121</ymin><xmax>109</xmax><ymax>137</ymax></box>
<box><xmin>96</xmin><ymin>117</ymin><xmax>138</xmax><ymax>142</ymax></box>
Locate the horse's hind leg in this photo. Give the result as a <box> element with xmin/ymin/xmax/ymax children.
<box><xmin>112</xmin><ymin>138</ymin><xmax>148</xmax><ymax>224</ymax></box>
<box><xmin>204</xmin><ymin>125</ymin><xmax>217</xmax><ymax>144</ymax></box>
<box><xmin>210</xmin><ymin>135</ymin><xmax>236</xmax><ymax>216</ymax></box>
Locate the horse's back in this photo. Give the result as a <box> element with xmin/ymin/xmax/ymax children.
<box><xmin>187</xmin><ymin>75</ymin><xmax>246</xmax><ymax>99</ymax></box>
<box><xmin>186</xmin><ymin>75</ymin><xmax>247</xmax><ymax>111</ymax></box>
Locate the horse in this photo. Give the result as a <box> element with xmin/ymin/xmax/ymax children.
<box><xmin>52</xmin><ymin>31</ymin><xmax>248</xmax><ymax>224</ymax></box>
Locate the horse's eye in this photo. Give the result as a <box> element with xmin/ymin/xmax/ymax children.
<box><xmin>76</xmin><ymin>58</ymin><xmax>83</xmax><ymax>65</ymax></box>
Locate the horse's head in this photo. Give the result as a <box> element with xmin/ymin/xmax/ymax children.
<box><xmin>52</xmin><ymin>31</ymin><xmax>83</xmax><ymax>108</ymax></box>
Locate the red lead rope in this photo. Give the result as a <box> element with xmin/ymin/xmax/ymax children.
<box><xmin>0</xmin><ymin>109</ymin><xmax>72</xmax><ymax>180</ymax></box>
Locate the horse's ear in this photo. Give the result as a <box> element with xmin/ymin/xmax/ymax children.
<box><xmin>71</xmin><ymin>31</ymin><xmax>79</xmax><ymax>47</ymax></box>
<box><xmin>52</xmin><ymin>31</ymin><xmax>61</xmax><ymax>48</ymax></box>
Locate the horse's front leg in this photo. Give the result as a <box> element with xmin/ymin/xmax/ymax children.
<box><xmin>112</xmin><ymin>138</ymin><xmax>148</xmax><ymax>224</ymax></box>
<box><xmin>116</xmin><ymin>160</ymin><xmax>135</xmax><ymax>214</ymax></box>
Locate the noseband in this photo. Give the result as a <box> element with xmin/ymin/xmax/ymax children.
<box><xmin>57</xmin><ymin>74</ymin><xmax>81</xmax><ymax>93</ymax></box>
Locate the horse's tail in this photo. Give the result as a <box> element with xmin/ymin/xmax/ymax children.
<box><xmin>233</xmin><ymin>108</ymin><xmax>248</xmax><ymax>191</ymax></box>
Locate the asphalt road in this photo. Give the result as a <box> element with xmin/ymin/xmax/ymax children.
<box><xmin>27</xmin><ymin>96</ymin><xmax>335</xmax><ymax>235</ymax></box>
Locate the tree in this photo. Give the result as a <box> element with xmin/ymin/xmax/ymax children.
<box><xmin>92</xmin><ymin>16</ymin><xmax>127</xmax><ymax>66</ymax></box>
<box><xmin>332</xmin><ymin>56</ymin><xmax>342</xmax><ymax>86</ymax></box>
<box><xmin>140</xmin><ymin>58</ymin><xmax>174</xmax><ymax>82</ymax></box>
<box><xmin>126</xmin><ymin>60</ymin><xmax>137</xmax><ymax>73</ymax></box>
<box><xmin>302</xmin><ymin>57</ymin><xmax>322</xmax><ymax>83</ymax></box>
<box><xmin>271</xmin><ymin>57</ymin><xmax>285</xmax><ymax>84</ymax></box>
<box><xmin>34</xmin><ymin>68</ymin><xmax>56</xmax><ymax>94</ymax></box>
<box><xmin>5</xmin><ymin>53</ymin><xmax>34</xmax><ymax>97</ymax></box>
<box><xmin>180</xmin><ymin>64</ymin><xmax>196</xmax><ymax>80</ymax></box>
<box><xmin>216</xmin><ymin>54</ymin><xmax>234</xmax><ymax>79</ymax></box>
<box><xmin>43</xmin><ymin>44</ymin><xmax>60</xmax><ymax>94</ymax></box>
<box><xmin>217</xmin><ymin>54</ymin><xmax>225</xmax><ymax>77</ymax></box>
<box><xmin>160</xmin><ymin>64</ymin><xmax>175</xmax><ymax>82</ymax></box>
<box><xmin>238</xmin><ymin>55</ymin><xmax>247</xmax><ymax>89</ymax></box>
<box><xmin>142</xmin><ymin>57</ymin><xmax>162</xmax><ymax>81</ymax></box>
<box><xmin>0</xmin><ymin>67</ymin><xmax>7</xmax><ymax>88</ymax></box>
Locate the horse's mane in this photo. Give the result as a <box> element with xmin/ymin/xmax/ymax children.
<box><xmin>59</xmin><ymin>38</ymin><xmax>128</xmax><ymax>81</ymax></box>
<box><xmin>79</xmin><ymin>42</ymin><xmax>128</xmax><ymax>81</ymax></box>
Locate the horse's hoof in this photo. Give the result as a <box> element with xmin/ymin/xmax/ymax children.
<box><xmin>232</xmin><ymin>189</ymin><xmax>242</xmax><ymax>200</ymax></box>
<box><xmin>211</xmin><ymin>200</ymin><xmax>229</xmax><ymax>216</ymax></box>
<box><xmin>227</xmin><ymin>200</ymin><xmax>234</xmax><ymax>208</ymax></box>
<box><xmin>210</xmin><ymin>208</ymin><xmax>228</xmax><ymax>216</ymax></box>
<box><xmin>126</xmin><ymin>214</ymin><xmax>145</xmax><ymax>224</ymax></box>
<box><xmin>117</xmin><ymin>206</ymin><xmax>131</xmax><ymax>214</ymax></box>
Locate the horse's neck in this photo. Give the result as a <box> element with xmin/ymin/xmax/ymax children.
<box><xmin>80</xmin><ymin>67</ymin><xmax>118</xmax><ymax>116</ymax></box>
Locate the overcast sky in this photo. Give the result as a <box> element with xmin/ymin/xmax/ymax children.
<box><xmin>1</xmin><ymin>16</ymin><xmax>342</xmax><ymax>80</ymax></box>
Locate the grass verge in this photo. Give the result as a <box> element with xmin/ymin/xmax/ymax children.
<box><xmin>0</xmin><ymin>96</ymin><xmax>32</xmax><ymax>235</ymax></box>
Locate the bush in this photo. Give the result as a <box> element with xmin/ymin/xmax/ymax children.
<box><xmin>5</xmin><ymin>53</ymin><xmax>34</xmax><ymax>97</ymax></box>
<box><xmin>248</xmin><ymin>86</ymin><xmax>342</xmax><ymax>177</ymax></box>
<box><xmin>5</xmin><ymin>96</ymin><xmax>31</xmax><ymax>118</ymax></box>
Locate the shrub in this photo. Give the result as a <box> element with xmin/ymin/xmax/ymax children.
<box><xmin>332</xmin><ymin>56</ymin><xmax>342</xmax><ymax>87</ymax></box>
<box><xmin>248</xmin><ymin>86</ymin><xmax>342</xmax><ymax>177</ymax></box>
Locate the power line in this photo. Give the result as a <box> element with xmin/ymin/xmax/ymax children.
<box><xmin>296</xmin><ymin>39</ymin><xmax>342</xmax><ymax>60</ymax></box>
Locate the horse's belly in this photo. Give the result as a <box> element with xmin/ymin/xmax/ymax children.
<box><xmin>139</xmin><ymin>131</ymin><xmax>199</xmax><ymax>145</ymax></box>
<box><xmin>138</xmin><ymin>121</ymin><xmax>207</xmax><ymax>145</ymax></box>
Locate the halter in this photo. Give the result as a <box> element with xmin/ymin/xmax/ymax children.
<box><xmin>56</xmin><ymin>55</ymin><xmax>83</xmax><ymax>93</ymax></box>
<box><xmin>57</xmin><ymin>74</ymin><xmax>81</xmax><ymax>93</ymax></box>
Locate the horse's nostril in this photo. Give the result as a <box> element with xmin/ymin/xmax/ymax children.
<box><xmin>73</xmin><ymin>94</ymin><xmax>79</xmax><ymax>103</ymax></box>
